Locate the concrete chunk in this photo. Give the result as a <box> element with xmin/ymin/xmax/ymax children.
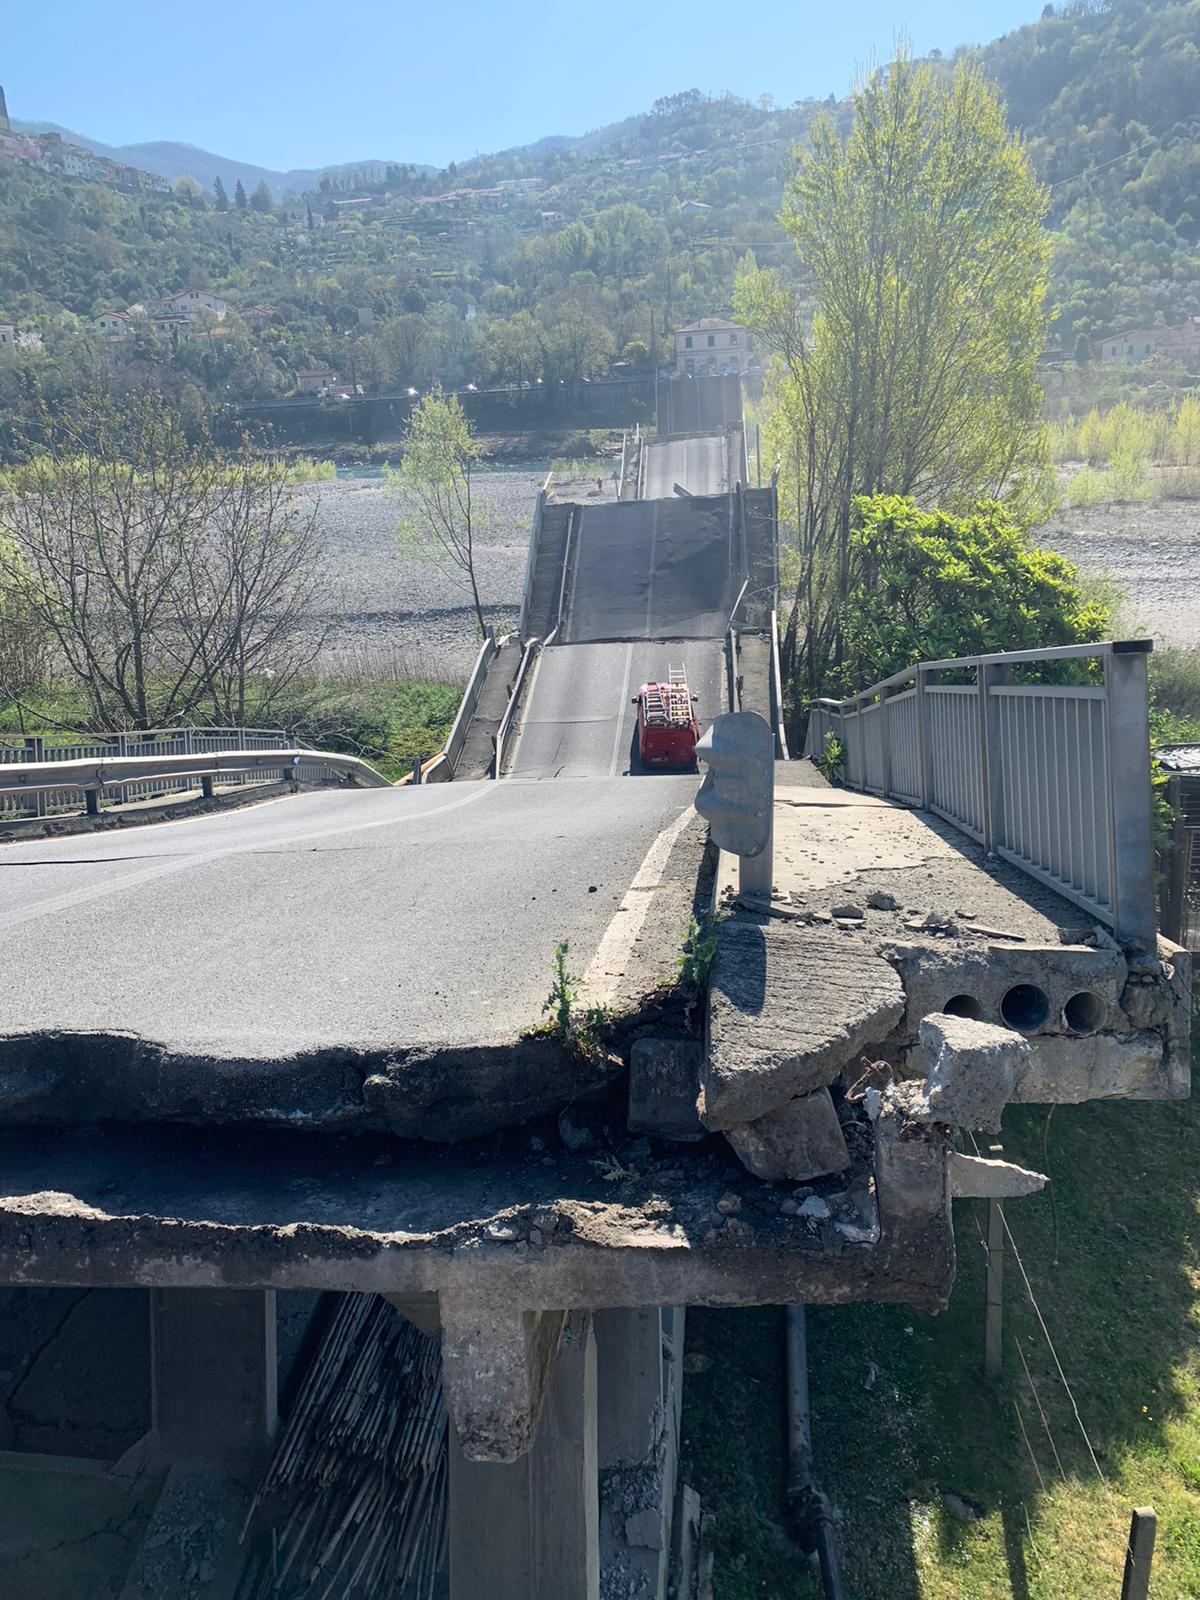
<box><xmin>628</xmin><ymin>1038</ymin><xmax>705</xmax><ymax>1141</ymax></box>
<box><xmin>702</xmin><ymin>918</ymin><xmax>905</xmax><ymax>1130</ymax></box>
<box><xmin>914</xmin><ymin>1013</ymin><xmax>1029</xmax><ymax>1132</ymax></box>
<box><xmin>948</xmin><ymin>1152</ymin><xmax>1047</xmax><ymax>1199</ymax></box>
<box><xmin>724</xmin><ymin>1087</ymin><xmax>850</xmax><ymax>1182</ymax></box>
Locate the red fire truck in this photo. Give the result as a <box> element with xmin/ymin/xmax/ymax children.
<box><xmin>633</xmin><ymin>665</ymin><xmax>702</xmax><ymax>769</ymax></box>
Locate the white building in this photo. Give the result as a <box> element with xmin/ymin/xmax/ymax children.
<box><xmin>159</xmin><ymin>290</ymin><xmax>228</xmax><ymax>321</ymax></box>
<box><xmin>674</xmin><ymin>317</ymin><xmax>748</xmax><ymax>376</ymax></box>
<box><xmin>94</xmin><ymin>310</ymin><xmax>134</xmax><ymax>339</ymax></box>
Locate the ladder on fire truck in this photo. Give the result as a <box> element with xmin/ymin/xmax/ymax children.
<box><xmin>643</xmin><ymin>666</ymin><xmax>692</xmax><ymax>726</ymax></box>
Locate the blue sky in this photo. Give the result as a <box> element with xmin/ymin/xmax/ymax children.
<box><xmin>7</xmin><ymin>0</ymin><xmax>1040</xmax><ymax>171</ymax></box>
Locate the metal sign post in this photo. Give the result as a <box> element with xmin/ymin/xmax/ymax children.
<box><xmin>694</xmin><ymin>711</ymin><xmax>775</xmax><ymax>903</ymax></box>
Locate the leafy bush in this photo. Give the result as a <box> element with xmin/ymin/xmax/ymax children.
<box><xmin>829</xmin><ymin>495</ymin><xmax>1110</xmax><ymax>694</ymax></box>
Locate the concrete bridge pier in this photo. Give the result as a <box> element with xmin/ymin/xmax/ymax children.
<box><xmin>149</xmin><ymin>1287</ymin><xmax>279</xmax><ymax>1470</ymax></box>
<box><xmin>447</xmin><ymin>1310</ymin><xmax>599</xmax><ymax>1600</ymax></box>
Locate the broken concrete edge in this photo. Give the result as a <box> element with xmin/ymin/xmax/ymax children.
<box><xmin>0</xmin><ymin>1028</ymin><xmax>624</xmax><ymax>1141</ymax></box>
<box><xmin>700</xmin><ymin>915</ymin><xmax>906</xmax><ymax>1131</ymax></box>
<box><xmin>440</xmin><ymin>1295</ymin><xmax>567</xmax><ymax>1462</ymax></box>
<box><xmin>702</xmin><ymin>913</ymin><xmax>1191</xmax><ymax>1159</ymax></box>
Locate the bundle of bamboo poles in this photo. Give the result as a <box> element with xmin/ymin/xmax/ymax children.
<box><xmin>238</xmin><ymin>1293</ymin><xmax>447</xmax><ymax>1600</ymax></box>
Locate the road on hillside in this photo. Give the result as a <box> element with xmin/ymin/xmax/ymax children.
<box><xmin>506</xmin><ymin>639</ymin><xmax>726</xmax><ymax>780</ymax></box>
<box><xmin>0</xmin><ymin>779</ymin><xmax>701</xmax><ymax>1061</ymax></box>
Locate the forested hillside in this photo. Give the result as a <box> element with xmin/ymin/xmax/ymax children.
<box><xmin>980</xmin><ymin>0</ymin><xmax>1200</xmax><ymax>344</ymax></box>
<box><xmin>1</xmin><ymin>0</ymin><xmax>1197</xmax><ymax>436</ymax></box>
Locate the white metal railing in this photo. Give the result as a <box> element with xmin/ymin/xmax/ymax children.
<box><xmin>804</xmin><ymin>641</ymin><xmax>1157</xmax><ymax>948</ymax></box>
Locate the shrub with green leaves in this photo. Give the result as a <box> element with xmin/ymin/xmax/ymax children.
<box><xmin>830</xmin><ymin>495</ymin><xmax>1110</xmax><ymax>695</ymax></box>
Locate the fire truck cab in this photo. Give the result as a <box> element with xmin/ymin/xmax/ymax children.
<box><xmin>633</xmin><ymin>665</ymin><xmax>701</xmax><ymax>769</ymax></box>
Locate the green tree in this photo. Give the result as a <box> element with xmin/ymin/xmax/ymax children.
<box><xmin>249</xmin><ymin>180</ymin><xmax>274</xmax><ymax>215</ymax></box>
<box><xmin>387</xmin><ymin>389</ymin><xmax>488</xmax><ymax>637</ymax></box>
<box><xmin>234</xmin><ymin>179</ymin><xmax>248</xmax><ymax>211</ymax></box>
<box><xmin>737</xmin><ymin>52</ymin><xmax>1052</xmax><ymax>698</ymax></box>
<box><xmin>835</xmin><ymin>496</ymin><xmax>1109</xmax><ymax>693</ymax></box>
<box><xmin>213</xmin><ymin>175</ymin><xmax>229</xmax><ymax>212</ymax></box>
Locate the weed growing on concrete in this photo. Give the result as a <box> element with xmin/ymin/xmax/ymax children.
<box><xmin>591</xmin><ymin>1153</ymin><xmax>639</xmax><ymax>1183</ymax></box>
<box><xmin>540</xmin><ymin>940</ymin><xmax>608</xmax><ymax>1057</ymax></box>
<box><xmin>816</xmin><ymin>732</ymin><xmax>845</xmax><ymax>783</ymax></box>
<box><xmin>543</xmin><ymin>940</ymin><xmax>580</xmax><ymax>1037</ymax></box>
<box><xmin>678</xmin><ymin>914</ymin><xmax>720</xmax><ymax>990</ymax></box>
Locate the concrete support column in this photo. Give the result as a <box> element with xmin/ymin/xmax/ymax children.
<box><xmin>447</xmin><ymin>1311</ymin><xmax>598</xmax><ymax>1600</ymax></box>
<box><xmin>595</xmin><ymin>1307</ymin><xmax>665</xmax><ymax>1469</ymax></box>
<box><xmin>150</xmin><ymin>1288</ymin><xmax>278</xmax><ymax>1471</ymax></box>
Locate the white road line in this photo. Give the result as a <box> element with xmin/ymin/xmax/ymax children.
<box><xmin>609</xmin><ymin>643</ymin><xmax>635</xmax><ymax>778</ymax></box>
<box><xmin>644</xmin><ymin>501</ymin><xmax>659</xmax><ymax>639</ymax></box>
<box><xmin>581</xmin><ymin>804</ymin><xmax>695</xmax><ymax>1008</ymax></box>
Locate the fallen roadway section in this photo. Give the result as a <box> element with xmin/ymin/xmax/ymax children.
<box><xmin>0</xmin><ymin>778</ymin><xmax>708</xmax><ymax>1137</ymax></box>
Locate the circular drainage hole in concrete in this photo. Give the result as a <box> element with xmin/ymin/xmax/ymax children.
<box><xmin>1000</xmin><ymin>983</ymin><xmax>1050</xmax><ymax>1033</ymax></box>
<box><xmin>1063</xmin><ymin>989</ymin><xmax>1107</xmax><ymax>1035</ymax></box>
<box><xmin>943</xmin><ymin>994</ymin><xmax>983</xmax><ymax>1020</ymax></box>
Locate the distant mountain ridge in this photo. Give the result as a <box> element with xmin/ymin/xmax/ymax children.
<box><xmin>11</xmin><ymin>118</ymin><xmax>429</xmax><ymax>197</ymax></box>
<box><xmin>9</xmin><ymin>106</ymin><xmax>646</xmax><ymax>199</ymax></box>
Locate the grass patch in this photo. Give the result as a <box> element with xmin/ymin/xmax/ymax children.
<box><xmin>0</xmin><ymin>675</ymin><xmax>463</xmax><ymax>784</ymax></box>
<box><xmin>681</xmin><ymin>1307</ymin><xmax>820</xmax><ymax>1599</ymax></box>
<box><xmin>683</xmin><ymin>1082</ymin><xmax>1200</xmax><ymax>1598</ymax></box>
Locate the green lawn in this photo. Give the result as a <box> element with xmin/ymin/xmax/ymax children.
<box><xmin>684</xmin><ymin>1069</ymin><xmax>1200</xmax><ymax>1599</ymax></box>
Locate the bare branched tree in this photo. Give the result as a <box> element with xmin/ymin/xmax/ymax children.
<box><xmin>0</xmin><ymin>393</ymin><xmax>326</xmax><ymax>730</ymax></box>
<box><xmin>387</xmin><ymin>388</ymin><xmax>488</xmax><ymax>638</ymax></box>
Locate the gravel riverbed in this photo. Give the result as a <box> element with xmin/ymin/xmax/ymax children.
<box><xmin>302</xmin><ymin>467</ymin><xmax>545</xmax><ymax>679</ymax></box>
<box><xmin>304</xmin><ymin>473</ymin><xmax>1200</xmax><ymax>684</ymax></box>
<box><xmin>1034</xmin><ymin>500</ymin><xmax>1200</xmax><ymax>649</ymax></box>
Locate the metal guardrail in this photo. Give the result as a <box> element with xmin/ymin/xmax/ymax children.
<box><xmin>0</xmin><ymin>726</ymin><xmax>299</xmax><ymax>818</ymax></box>
<box><xmin>0</xmin><ymin>746</ymin><xmax>391</xmax><ymax>817</ymax></box>
<box><xmin>442</xmin><ymin>629</ymin><xmax>499</xmax><ymax>778</ymax></box>
<box><xmin>804</xmin><ymin>640</ymin><xmax>1157</xmax><ymax>947</ymax></box>
<box><xmin>493</xmin><ymin>635</ymin><xmax>544</xmax><ymax>777</ymax></box>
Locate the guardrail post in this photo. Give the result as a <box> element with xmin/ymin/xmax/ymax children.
<box><xmin>25</xmin><ymin>737</ymin><xmax>47</xmax><ymax>818</ymax></box>
<box><xmin>84</xmin><ymin>787</ymin><xmax>100</xmax><ymax>817</ymax></box>
<box><xmin>916</xmin><ymin>667</ymin><xmax>939</xmax><ymax>808</ymax></box>
<box><xmin>879</xmin><ymin>689</ymin><xmax>892</xmax><ymax>800</ymax></box>
<box><xmin>1106</xmin><ymin>643</ymin><xmax>1156</xmax><ymax>949</ymax></box>
<box><xmin>978</xmin><ymin>662</ymin><xmax>1010</xmax><ymax>854</ymax></box>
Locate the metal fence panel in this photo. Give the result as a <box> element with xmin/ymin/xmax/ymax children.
<box><xmin>927</xmin><ymin>686</ymin><xmax>984</xmax><ymax>840</ymax></box>
<box><xmin>805</xmin><ymin>641</ymin><xmax>1155</xmax><ymax>945</ymax></box>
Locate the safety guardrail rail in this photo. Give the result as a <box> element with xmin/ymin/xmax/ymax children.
<box><xmin>0</xmin><ymin>745</ymin><xmax>390</xmax><ymax>818</ymax></box>
<box><xmin>1</xmin><ymin>726</ymin><xmax>299</xmax><ymax>817</ymax></box>
<box><xmin>442</xmin><ymin>629</ymin><xmax>499</xmax><ymax>778</ymax></box>
<box><xmin>804</xmin><ymin>640</ymin><xmax>1156</xmax><ymax>947</ymax></box>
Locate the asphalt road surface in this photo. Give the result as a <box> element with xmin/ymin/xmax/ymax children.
<box><xmin>0</xmin><ymin>779</ymin><xmax>700</xmax><ymax>1061</ymax></box>
<box><xmin>563</xmin><ymin>497</ymin><xmax>738</xmax><ymax>644</ymax></box>
<box><xmin>642</xmin><ymin>434</ymin><xmax>730</xmax><ymax>499</ymax></box>
<box><xmin>507</xmin><ymin>639</ymin><xmax>727</xmax><ymax>780</ymax></box>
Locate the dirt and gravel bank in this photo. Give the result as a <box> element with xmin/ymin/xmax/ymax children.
<box><xmin>302</xmin><ymin>467</ymin><xmax>544</xmax><ymax>677</ymax></box>
<box><xmin>1034</xmin><ymin>499</ymin><xmax>1200</xmax><ymax>647</ymax></box>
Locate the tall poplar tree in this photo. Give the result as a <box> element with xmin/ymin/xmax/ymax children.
<box><xmin>737</xmin><ymin>53</ymin><xmax>1053</xmax><ymax>694</ymax></box>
